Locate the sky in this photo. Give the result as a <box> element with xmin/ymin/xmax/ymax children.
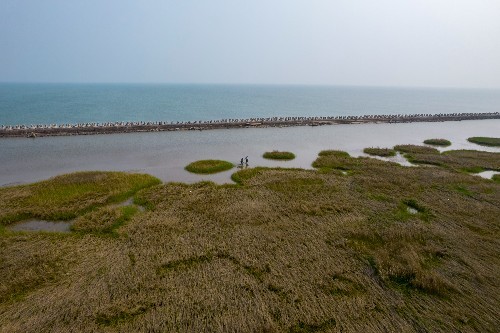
<box><xmin>1</xmin><ymin>0</ymin><xmax>500</xmax><ymax>88</ymax></box>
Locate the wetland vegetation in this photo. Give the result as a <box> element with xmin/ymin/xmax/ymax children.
<box><xmin>263</xmin><ymin>151</ymin><xmax>296</xmax><ymax>160</ymax></box>
<box><xmin>467</xmin><ymin>137</ymin><xmax>500</xmax><ymax>147</ymax></box>
<box><xmin>363</xmin><ymin>147</ymin><xmax>396</xmax><ymax>157</ymax></box>
<box><xmin>0</xmin><ymin>149</ymin><xmax>499</xmax><ymax>332</ymax></box>
<box><xmin>185</xmin><ymin>159</ymin><xmax>234</xmax><ymax>174</ymax></box>
<box><xmin>423</xmin><ymin>138</ymin><xmax>451</xmax><ymax>146</ymax></box>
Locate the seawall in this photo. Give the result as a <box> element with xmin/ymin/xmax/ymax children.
<box><xmin>1</xmin><ymin>112</ymin><xmax>499</xmax><ymax>138</ymax></box>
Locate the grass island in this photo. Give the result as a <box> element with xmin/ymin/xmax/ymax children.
<box><xmin>467</xmin><ymin>137</ymin><xmax>500</xmax><ymax>147</ymax></box>
<box><xmin>423</xmin><ymin>138</ymin><xmax>452</xmax><ymax>146</ymax></box>
<box><xmin>185</xmin><ymin>159</ymin><xmax>234</xmax><ymax>174</ymax></box>
<box><xmin>263</xmin><ymin>151</ymin><xmax>296</xmax><ymax>160</ymax></box>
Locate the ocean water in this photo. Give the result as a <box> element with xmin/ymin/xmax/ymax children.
<box><xmin>1</xmin><ymin>83</ymin><xmax>500</xmax><ymax>125</ymax></box>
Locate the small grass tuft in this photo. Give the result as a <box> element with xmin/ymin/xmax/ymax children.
<box><xmin>423</xmin><ymin>138</ymin><xmax>451</xmax><ymax>146</ymax></box>
<box><xmin>467</xmin><ymin>137</ymin><xmax>500</xmax><ymax>147</ymax></box>
<box><xmin>185</xmin><ymin>159</ymin><xmax>234</xmax><ymax>174</ymax></box>
<box><xmin>363</xmin><ymin>147</ymin><xmax>396</xmax><ymax>157</ymax></box>
<box><xmin>263</xmin><ymin>151</ymin><xmax>296</xmax><ymax>160</ymax></box>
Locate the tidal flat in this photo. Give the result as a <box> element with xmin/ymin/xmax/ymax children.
<box><xmin>0</xmin><ymin>147</ymin><xmax>499</xmax><ymax>332</ymax></box>
<box><xmin>1</xmin><ymin>119</ymin><xmax>499</xmax><ymax>187</ymax></box>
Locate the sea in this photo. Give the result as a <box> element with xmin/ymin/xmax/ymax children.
<box><xmin>1</xmin><ymin>83</ymin><xmax>500</xmax><ymax>125</ymax></box>
<box><xmin>1</xmin><ymin>83</ymin><xmax>499</xmax><ymax>186</ymax></box>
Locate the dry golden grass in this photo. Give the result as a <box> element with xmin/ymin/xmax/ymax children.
<box><xmin>0</xmin><ymin>152</ymin><xmax>499</xmax><ymax>332</ymax></box>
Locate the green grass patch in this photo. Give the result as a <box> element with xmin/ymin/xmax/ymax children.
<box><xmin>312</xmin><ymin>150</ymin><xmax>358</xmax><ymax>171</ymax></box>
<box><xmin>318</xmin><ymin>150</ymin><xmax>350</xmax><ymax>157</ymax></box>
<box><xmin>185</xmin><ymin>159</ymin><xmax>234</xmax><ymax>174</ymax></box>
<box><xmin>493</xmin><ymin>174</ymin><xmax>500</xmax><ymax>183</ymax></box>
<box><xmin>363</xmin><ymin>147</ymin><xmax>396</xmax><ymax>157</ymax></box>
<box><xmin>263</xmin><ymin>151</ymin><xmax>296</xmax><ymax>160</ymax></box>
<box><xmin>467</xmin><ymin>137</ymin><xmax>500</xmax><ymax>147</ymax></box>
<box><xmin>423</xmin><ymin>138</ymin><xmax>451</xmax><ymax>146</ymax></box>
<box><xmin>394</xmin><ymin>144</ymin><xmax>440</xmax><ymax>155</ymax></box>
<box><xmin>0</xmin><ymin>171</ymin><xmax>160</xmax><ymax>225</ymax></box>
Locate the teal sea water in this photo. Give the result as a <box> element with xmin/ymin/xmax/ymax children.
<box><xmin>1</xmin><ymin>83</ymin><xmax>500</xmax><ymax>125</ymax></box>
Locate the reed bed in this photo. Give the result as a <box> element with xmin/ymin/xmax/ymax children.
<box><xmin>0</xmin><ymin>151</ymin><xmax>499</xmax><ymax>332</ymax></box>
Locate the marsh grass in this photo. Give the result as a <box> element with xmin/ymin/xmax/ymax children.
<box><xmin>363</xmin><ymin>147</ymin><xmax>396</xmax><ymax>157</ymax></box>
<box><xmin>185</xmin><ymin>159</ymin><xmax>234</xmax><ymax>174</ymax></box>
<box><xmin>394</xmin><ymin>146</ymin><xmax>499</xmax><ymax>173</ymax></box>
<box><xmin>263</xmin><ymin>151</ymin><xmax>296</xmax><ymax>160</ymax></box>
<box><xmin>71</xmin><ymin>205</ymin><xmax>138</xmax><ymax>235</ymax></box>
<box><xmin>394</xmin><ymin>144</ymin><xmax>440</xmax><ymax>155</ymax></box>
<box><xmin>0</xmin><ymin>150</ymin><xmax>499</xmax><ymax>332</ymax></box>
<box><xmin>0</xmin><ymin>172</ymin><xmax>160</xmax><ymax>225</ymax></box>
<box><xmin>468</xmin><ymin>137</ymin><xmax>500</xmax><ymax>147</ymax></box>
<box><xmin>423</xmin><ymin>138</ymin><xmax>451</xmax><ymax>146</ymax></box>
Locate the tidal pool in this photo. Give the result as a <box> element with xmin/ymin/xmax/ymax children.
<box><xmin>8</xmin><ymin>220</ymin><xmax>72</xmax><ymax>232</ymax></box>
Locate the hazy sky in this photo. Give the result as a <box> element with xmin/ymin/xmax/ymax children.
<box><xmin>1</xmin><ymin>0</ymin><xmax>499</xmax><ymax>88</ymax></box>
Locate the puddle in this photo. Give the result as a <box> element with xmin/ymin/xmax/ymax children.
<box><xmin>6</xmin><ymin>197</ymin><xmax>147</xmax><ymax>233</ymax></box>
<box><xmin>474</xmin><ymin>170</ymin><xmax>499</xmax><ymax>180</ymax></box>
<box><xmin>8</xmin><ymin>219</ymin><xmax>72</xmax><ymax>232</ymax></box>
<box><xmin>116</xmin><ymin>197</ymin><xmax>134</xmax><ymax>207</ymax></box>
<box><xmin>407</xmin><ymin>207</ymin><xmax>418</xmax><ymax>214</ymax></box>
<box><xmin>112</xmin><ymin>197</ymin><xmax>146</xmax><ymax>212</ymax></box>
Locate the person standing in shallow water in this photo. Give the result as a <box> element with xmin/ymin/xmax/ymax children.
<box><xmin>245</xmin><ymin>156</ymin><xmax>249</xmax><ymax>166</ymax></box>
<box><xmin>240</xmin><ymin>158</ymin><xmax>244</xmax><ymax>166</ymax></box>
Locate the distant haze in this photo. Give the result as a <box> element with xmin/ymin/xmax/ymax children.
<box><xmin>1</xmin><ymin>0</ymin><xmax>499</xmax><ymax>88</ymax></box>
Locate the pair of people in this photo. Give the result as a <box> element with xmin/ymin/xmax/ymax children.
<box><xmin>240</xmin><ymin>156</ymin><xmax>249</xmax><ymax>166</ymax></box>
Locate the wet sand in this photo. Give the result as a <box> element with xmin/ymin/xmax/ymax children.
<box><xmin>0</xmin><ymin>119</ymin><xmax>499</xmax><ymax>186</ymax></box>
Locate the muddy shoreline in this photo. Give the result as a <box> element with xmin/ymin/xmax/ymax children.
<box><xmin>1</xmin><ymin>112</ymin><xmax>499</xmax><ymax>138</ymax></box>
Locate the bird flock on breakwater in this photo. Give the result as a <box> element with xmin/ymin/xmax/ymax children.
<box><xmin>1</xmin><ymin>112</ymin><xmax>499</xmax><ymax>139</ymax></box>
<box><xmin>1</xmin><ymin>112</ymin><xmax>499</xmax><ymax>131</ymax></box>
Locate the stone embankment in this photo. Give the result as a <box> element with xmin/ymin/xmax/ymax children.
<box><xmin>1</xmin><ymin>112</ymin><xmax>499</xmax><ymax>138</ymax></box>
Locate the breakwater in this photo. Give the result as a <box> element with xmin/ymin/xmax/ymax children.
<box><xmin>1</xmin><ymin>112</ymin><xmax>499</xmax><ymax>138</ymax></box>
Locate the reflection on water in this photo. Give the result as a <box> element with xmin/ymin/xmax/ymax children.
<box><xmin>1</xmin><ymin>120</ymin><xmax>498</xmax><ymax>186</ymax></box>
<box><xmin>8</xmin><ymin>220</ymin><xmax>72</xmax><ymax>232</ymax></box>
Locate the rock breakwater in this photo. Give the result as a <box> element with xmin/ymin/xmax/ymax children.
<box><xmin>1</xmin><ymin>112</ymin><xmax>499</xmax><ymax>138</ymax></box>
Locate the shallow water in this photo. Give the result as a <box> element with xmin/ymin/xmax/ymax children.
<box><xmin>0</xmin><ymin>119</ymin><xmax>498</xmax><ymax>186</ymax></box>
<box><xmin>7</xmin><ymin>220</ymin><xmax>72</xmax><ymax>232</ymax></box>
<box><xmin>474</xmin><ymin>170</ymin><xmax>499</xmax><ymax>180</ymax></box>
